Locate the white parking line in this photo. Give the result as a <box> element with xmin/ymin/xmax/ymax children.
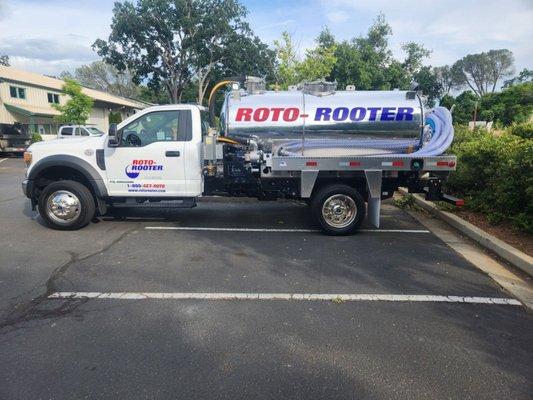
<box><xmin>144</xmin><ymin>226</ymin><xmax>430</xmax><ymax>233</ymax></box>
<box><xmin>48</xmin><ymin>292</ymin><xmax>521</xmax><ymax>305</ymax></box>
<box><xmin>0</xmin><ymin>158</ymin><xmax>7</xmax><ymax>164</ymax></box>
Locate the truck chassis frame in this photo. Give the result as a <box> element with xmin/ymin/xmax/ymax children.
<box><xmin>269</xmin><ymin>154</ymin><xmax>459</xmax><ymax>228</ymax></box>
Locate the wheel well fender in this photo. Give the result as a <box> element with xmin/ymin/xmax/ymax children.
<box><xmin>28</xmin><ymin>155</ymin><xmax>108</xmax><ymax>199</ymax></box>
<box><xmin>311</xmin><ymin>175</ymin><xmax>367</xmax><ymax>200</ymax></box>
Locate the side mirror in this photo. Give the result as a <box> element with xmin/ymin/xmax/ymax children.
<box><xmin>107</xmin><ymin>123</ymin><xmax>120</xmax><ymax>147</ymax></box>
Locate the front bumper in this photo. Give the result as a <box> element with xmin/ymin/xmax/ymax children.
<box><xmin>2</xmin><ymin>147</ymin><xmax>28</xmax><ymax>153</ymax></box>
<box><xmin>22</xmin><ymin>179</ymin><xmax>33</xmax><ymax>198</ymax></box>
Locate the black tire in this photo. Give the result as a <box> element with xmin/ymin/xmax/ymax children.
<box><xmin>310</xmin><ymin>184</ymin><xmax>366</xmax><ymax>235</ymax></box>
<box><xmin>38</xmin><ymin>180</ymin><xmax>95</xmax><ymax>230</ymax></box>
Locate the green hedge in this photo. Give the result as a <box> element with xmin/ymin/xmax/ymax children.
<box><xmin>446</xmin><ymin>125</ymin><xmax>533</xmax><ymax>233</ymax></box>
<box><xmin>30</xmin><ymin>133</ymin><xmax>43</xmax><ymax>143</ymax></box>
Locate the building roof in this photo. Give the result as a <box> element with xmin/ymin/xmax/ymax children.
<box><xmin>0</xmin><ymin>65</ymin><xmax>146</xmax><ymax>109</ymax></box>
<box><xmin>4</xmin><ymin>102</ymin><xmax>61</xmax><ymax>117</ymax></box>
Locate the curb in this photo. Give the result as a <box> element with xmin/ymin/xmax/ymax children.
<box><xmin>398</xmin><ymin>188</ymin><xmax>533</xmax><ymax>277</ymax></box>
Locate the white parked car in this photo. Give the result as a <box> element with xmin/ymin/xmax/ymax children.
<box><xmin>57</xmin><ymin>125</ymin><xmax>104</xmax><ymax>139</ymax></box>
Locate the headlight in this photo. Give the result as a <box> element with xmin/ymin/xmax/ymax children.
<box><xmin>23</xmin><ymin>151</ymin><xmax>32</xmax><ymax>165</ymax></box>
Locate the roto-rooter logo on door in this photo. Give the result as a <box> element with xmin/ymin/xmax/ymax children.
<box><xmin>125</xmin><ymin>160</ymin><xmax>164</xmax><ymax>179</ymax></box>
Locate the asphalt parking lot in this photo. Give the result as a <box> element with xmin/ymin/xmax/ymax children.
<box><xmin>1</xmin><ymin>156</ymin><xmax>532</xmax><ymax>399</ymax></box>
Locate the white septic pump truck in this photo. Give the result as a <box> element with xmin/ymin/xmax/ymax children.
<box><xmin>22</xmin><ymin>77</ymin><xmax>462</xmax><ymax>234</ymax></box>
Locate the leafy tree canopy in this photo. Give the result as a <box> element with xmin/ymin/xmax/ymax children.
<box><xmin>503</xmin><ymin>68</ymin><xmax>533</xmax><ymax>88</ymax></box>
<box><xmin>272</xmin><ymin>29</ymin><xmax>337</xmax><ymax>89</ymax></box>
<box><xmin>53</xmin><ymin>79</ymin><xmax>94</xmax><ymax>125</ymax></box>
<box><xmin>442</xmin><ymin>82</ymin><xmax>532</xmax><ymax>126</ymax></box>
<box><xmin>94</xmin><ymin>0</ymin><xmax>271</xmax><ymax>105</ymax></box>
<box><xmin>0</xmin><ymin>55</ymin><xmax>9</xmax><ymax>67</ymax></box>
<box><xmin>451</xmin><ymin>49</ymin><xmax>515</xmax><ymax>97</ymax></box>
<box><xmin>61</xmin><ymin>61</ymin><xmax>139</xmax><ymax>99</ymax></box>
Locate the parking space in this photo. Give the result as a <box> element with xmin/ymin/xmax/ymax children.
<box><xmin>1</xmin><ymin>157</ymin><xmax>532</xmax><ymax>399</ymax></box>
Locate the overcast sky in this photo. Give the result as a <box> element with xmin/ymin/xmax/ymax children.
<box><xmin>0</xmin><ymin>0</ymin><xmax>531</xmax><ymax>79</ymax></box>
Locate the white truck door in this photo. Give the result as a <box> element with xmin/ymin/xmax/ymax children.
<box><xmin>104</xmin><ymin>109</ymin><xmax>193</xmax><ymax>197</ymax></box>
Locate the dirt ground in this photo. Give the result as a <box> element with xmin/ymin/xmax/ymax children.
<box><xmin>455</xmin><ymin>209</ymin><xmax>532</xmax><ymax>256</ymax></box>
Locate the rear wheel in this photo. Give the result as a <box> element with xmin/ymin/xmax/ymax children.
<box><xmin>311</xmin><ymin>184</ymin><xmax>366</xmax><ymax>235</ymax></box>
<box><xmin>38</xmin><ymin>180</ymin><xmax>95</xmax><ymax>230</ymax></box>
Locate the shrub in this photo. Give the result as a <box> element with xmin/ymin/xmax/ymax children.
<box><xmin>507</xmin><ymin>122</ymin><xmax>533</xmax><ymax>139</ymax></box>
<box><xmin>446</xmin><ymin>127</ymin><xmax>533</xmax><ymax>232</ymax></box>
<box><xmin>394</xmin><ymin>193</ymin><xmax>416</xmax><ymax>209</ymax></box>
<box><xmin>30</xmin><ymin>133</ymin><xmax>43</xmax><ymax>143</ymax></box>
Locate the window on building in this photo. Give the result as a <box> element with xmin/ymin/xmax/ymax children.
<box><xmin>10</xmin><ymin>86</ymin><xmax>26</xmax><ymax>99</ymax></box>
<box><xmin>47</xmin><ymin>93</ymin><xmax>60</xmax><ymax>104</ymax></box>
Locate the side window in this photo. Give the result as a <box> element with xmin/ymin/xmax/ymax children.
<box><xmin>74</xmin><ymin>127</ymin><xmax>82</xmax><ymax>136</ymax></box>
<box><xmin>80</xmin><ymin>128</ymin><xmax>90</xmax><ymax>136</ymax></box>
<box><xmin>10</xmin><ymin>86</ymin><xmax>26</xmax><ymax>99</ymax></box>
<box><xmin>119</xmin><ymin>110</ymin><xmax>192</xmax><ymax>147</ymax></box>
<box><xmin>200</xmin><ymin>111</ymin><xmax>210</xmax><ymax>139</ymax></box>
<box><xmin>61</xmin><ymin>127</ymin><xmax>73</xmax><ymax>136</ymax></box>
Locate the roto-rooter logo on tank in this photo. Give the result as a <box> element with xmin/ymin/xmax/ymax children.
<box><xmin>125</xmin><ymin>160</ymin><xmax>163</xmax><ymax>179</ymax></box>
<box><xmin>235</xmin><ymin>106</ymin><xmax>415</xmax><ymax>123</ymax></box>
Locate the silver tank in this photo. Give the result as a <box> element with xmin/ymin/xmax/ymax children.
<box><xmin>220</xmin><ymin>86</ymin><xmax>426</xmax><ymax>156</ymax></box>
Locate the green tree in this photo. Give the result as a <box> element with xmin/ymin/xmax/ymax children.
<box><xmin>273</xmin><ymin>31</ymin><xmax>299</xmax><ymax>89</ymax></box>
<box><xmin>0</xmin><ymin>55</ymin><xmax>9</xmax><ymax>67</ymax></box>
<box><xmin>328</xmin><ymin>14</ymin><xmax>413</xmax><ymax>91</ymax></box>
<box><xmin>480</xmin><ymin>82</ymin><xmax>533</xmax><ymax>125</ymax></box>
<box><xmin>330</xmin><ymin>14</ymin><xmax>390</xmax><ymax>90</ymax></box>
<box><xmin>296</xmin><ymin>31</ymin><xmax>337</xmax><ymax>83</ymax></box>
<box><xmin>401</xmin><ymin>42</ymin><xmax>431</xmax><ymax>78</ymax></box>
<box><xmin>412</xmin><ymin>66</ymin><xmax>443</xmax><ymax>107</ymax></box>
<box><xmin>53</xmin><ymin>79</ymin><xmax>94</xmax><ymax>124</ymax></box>
<box><xmin>273</xmin><ymin>29</ymin><xmax>337</xmax><ymax>89</ymax></box>
<box><xmin>446</xmin><ymin>91</ymin><xmax>478</xmax><ymax>124</ymax></box>
<box><xmin>451</xmin><ymin>49</ymin><xmax>515</xmax><ymax>97</ymax></box>
<box><xmin>330</xmin><ymin>40</ymin><xmax>365</xmax><ymax>89</ymax></box>
<box><xmin>439</xmin><ymin>93</ymin><xmax>455</xmax><ymax>109</ymax></box>
<box><xmin>61</xmin><ymin>61</ymin><xmax>139</xmax><ymax>99</ymax></box>
<box><xmin>434</xmin><ymin>65</ymin><xmax>454</xmax><ymax>95</ymax></box>
<box><xmin>503</xmin><ymin>68</ymin><xmax>533</xmax><ymax>88</ymax></box>
<box><xmin>445</xmin><ymin>82</ymin><xmax>532</xmax><ymax>126</ymax></box>
<box><xmin>353</xmin><ymin>13</ymin><xmax>394</xmax><ymax>89</ymax></box>
<box><xmin>94</xmin><ymin>0</ymin><xmax>259</xmax><ymax>104</ymax></box>
<box><xmin>138</xmin><ymin>85</ymin><xmax>173</xmax><ymax>104</ymax></box>
<box><xmin>197</xmin><ymin>32</ymin><xmax>275</xmax><ymax>105</ymax></box>
<box><xmin>109</xmin><ymin>111</ymin><xmax>123</xmax><ymax>124</ymax></box>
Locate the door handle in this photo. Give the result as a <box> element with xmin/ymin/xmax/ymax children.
<box><xmin>165</xmin><ymin>151</ymin><xmax>180</xmax><ymax>157</ymax></box>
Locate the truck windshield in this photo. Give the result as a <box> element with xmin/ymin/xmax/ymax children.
<box><xmin>85</xmin><ymin>127</ymin><xmax>104</xmax><ymax>136</ymax></box>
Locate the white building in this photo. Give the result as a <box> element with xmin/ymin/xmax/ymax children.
<box><xmin>0</xmin><ymin>65</ymin><xmax>146</xmax><ymax>137</ymax></box>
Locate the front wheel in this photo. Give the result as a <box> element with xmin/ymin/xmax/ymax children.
<box><xmin>38</xmin><ymin>180</ymin><xmax>95</xmax><ymax>230</ymax></box>
<box><xmin>310</xmin><ymin>184</ymin><xmax>366</xmax><ymax>235</ymax></box>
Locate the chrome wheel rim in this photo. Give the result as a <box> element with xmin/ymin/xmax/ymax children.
<box><xmin>322</xmin><ymin>194</ymin><xmax>357</xmax><ymax>228</ymax></box>
<box><xmin>46</xmin><ymin>190</ymin><xmax>81</xmax><ymax>225</ymax></box>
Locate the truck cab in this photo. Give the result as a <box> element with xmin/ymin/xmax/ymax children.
<box><xmin>57</xmin><ymin>125</ymin><xmax>105</xmax><ymax>139</ymax></box>
<box><xmin>104</xmin><ymin>105</ymin><xmax>204</xmax><ymax>197</ymax></box>
<box><xmin>23</xmin><ymin>104</ymin><xmax>206</xmax><ymax>229</ymax></box>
